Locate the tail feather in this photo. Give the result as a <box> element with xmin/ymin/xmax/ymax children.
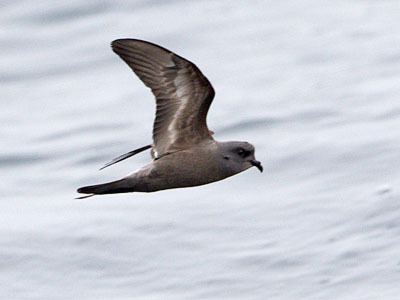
<box><xmin>77</xmin><ymin>178</ymin><xmax>134</xmax><ymax>196</ymax></box>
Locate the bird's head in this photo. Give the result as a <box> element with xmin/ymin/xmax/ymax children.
<box><xmin>219</xmin><ymin>141</ymin><xmax>263</xmax><ymax>175</ymax></box>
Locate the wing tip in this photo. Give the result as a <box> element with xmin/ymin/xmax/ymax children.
<box><xmin>99</xmin><ymin>164</ymin><xmax>109</xmax><ymax>171</ymax></box>
<box><xmin>98</xmin><ymin>145</ymin><xmax>152</xmax><ymax>171</ymax></box>
<box><xmin>111</xmin><ymin>38</ymin><xmax>175</xmax><ymax>57</ymax></box>
<box><xmin>111</xmin><ymin>38</ymin><xmax>145</xmax><ymax>49</ymax></box>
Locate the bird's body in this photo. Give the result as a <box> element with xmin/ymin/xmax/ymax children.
<box><xmin>77</xmin><ymin>39</ymin><xmax>262</xmax><ymax>198</ymax></box>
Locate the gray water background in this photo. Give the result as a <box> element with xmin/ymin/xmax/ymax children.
<box><xmin>1</xmin><ymin>1</ymin><xmax>400</xmax><ymax>299</ymax></box>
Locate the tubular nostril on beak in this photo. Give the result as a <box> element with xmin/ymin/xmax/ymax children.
<box><xmin>250</xmin><ymin>160</ymin><xmax>263</xmax><ymax>172</ymax></box>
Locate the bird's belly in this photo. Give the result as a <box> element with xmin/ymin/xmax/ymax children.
<box><xmin>142</xmin><ymin>153</ymin><xmax>228</xmax><ymax>192</ymax></box>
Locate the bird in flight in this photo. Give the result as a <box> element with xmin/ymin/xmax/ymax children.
<box><xmin>76</xmin><ymin>39</ymin><xmax>262</xmax><ymax>198</ymax></box>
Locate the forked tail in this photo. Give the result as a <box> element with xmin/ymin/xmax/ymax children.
<box><xmin>76</xmin><ymin>178</ymin><xmax>134</xmax><ymax>199</ymax></box>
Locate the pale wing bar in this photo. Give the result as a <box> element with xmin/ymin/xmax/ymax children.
<box><xmin>111</xmin><ymin>39</ymin><xmax>215</xmax><ymax>158</ymax></box>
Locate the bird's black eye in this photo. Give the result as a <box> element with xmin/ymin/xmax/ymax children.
<box><xmin>237</xmin><ymin>148</ymin><xmax>250</xmax><ymax>158</ymax></box>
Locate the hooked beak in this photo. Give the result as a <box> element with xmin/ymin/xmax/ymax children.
<box><xmin>250</xmin><ymin>160</ymin><xmax>263</xmax><ymax>172</ymax></box>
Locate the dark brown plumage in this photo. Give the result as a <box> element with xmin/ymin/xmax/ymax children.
<box><xmin>76</xmin><ymin>39</ymin><xmax>262</xmax><ymax>198</ymax></box>
<box><xmin>112</xmin><ymin>39</ymin><xmax>215</xmax><ymax>158</ymax></box>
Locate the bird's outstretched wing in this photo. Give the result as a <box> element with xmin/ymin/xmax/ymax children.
<box><xmin>99</xmin><ymin>144</ymin><xmax>152</xmax><ymax>170</ymax></box>
<box><xmin>111</xmin><ymin>39</ymin><xmax>215</xmax><ymax>159</ymax></box>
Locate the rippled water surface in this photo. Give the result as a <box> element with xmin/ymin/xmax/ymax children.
<box><xmin>2</xmin><ymin>1</ymin><xmax>400</xmax><ymax>299</ymax></box>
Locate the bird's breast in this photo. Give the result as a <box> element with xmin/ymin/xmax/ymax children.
<box><xmin>143</xmin><ymin>146</ymin><xmax>227</xmax><ymax>191</ymax></box>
